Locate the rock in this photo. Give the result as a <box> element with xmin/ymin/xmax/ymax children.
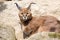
<box><xmin>26</xmin><ymin>32</ymin><xmax>60</xmax><ymax>40</ymax></box>
<box><xmin>0</xmin><ymin>24</ymin><xmax>16</xmax><ymax>40</ymax></box>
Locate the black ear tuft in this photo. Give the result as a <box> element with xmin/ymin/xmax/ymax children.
<box><xmin>14</xmin><ymin>3</ymin><xmax>21</xmax><ymax>10</ymax></box>
<box><xmin>27</xmin><ymin>2</ymin><xmax>36</xmax><ymax>10</ymax></box>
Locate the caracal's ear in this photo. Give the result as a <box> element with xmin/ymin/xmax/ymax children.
<box><xmin>27</xmin><ymin>2</ymin><xmax>36</xmax><ymax>11</ymax></box>
<box><xmin>14</xmin><ymin>3</ymin><xmax>22</xmax><ymax>11</ymax></box>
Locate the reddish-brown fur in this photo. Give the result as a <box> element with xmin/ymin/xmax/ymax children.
<box><xmin>23</xmin><ymin>16</ymin><xmax>60</xmax><ymax>38</ymax></box>
<box><xmin>18</xmin><ymin>8</ymin><xmax>60</xmax><ymax>38</ymax></box>
<box><xmin>15</xmin><ymin>3</ymin><xmax>60</xmax><ymax>38</ymax></box>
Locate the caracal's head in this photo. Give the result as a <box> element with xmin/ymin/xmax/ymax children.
<box><xmin>15</xmin><ymin>2</ymin><xmax>36</xmax><ymax>22</ymax></box>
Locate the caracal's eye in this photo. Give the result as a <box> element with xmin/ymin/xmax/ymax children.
<box><xmin>21</xmin><ymin>13</ymin><xmax>23</xmax><ymax>14</ymax></box>
<box><xmin>27</xmin><ymin>13</ymin><xmax>28</xmax><ymax>14</ymax></box>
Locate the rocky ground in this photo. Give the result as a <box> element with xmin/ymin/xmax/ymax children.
<box><xmin>0</xmin><ymin>0</ymin><xmax>60</xmax><ymax>40</ymax></box>
<box><xmin>0</xmin><ymin>22</ymin><xmax>16</xmax><ymax>40</ymax></box>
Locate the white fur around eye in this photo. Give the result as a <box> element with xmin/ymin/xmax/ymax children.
<box><xmin>19</xmin><ymin>13</ymin><xmax>23</xmax><ymax>17</ymax></box>
<box><xmin>27</xmin><ymin>13</ymin><xmax>31</xmax><ymax>16</ymax></box>
<box><xmin>21</xmin><ymin>13</ymin><xmax>23</xmax><ymax>14</ymax></box>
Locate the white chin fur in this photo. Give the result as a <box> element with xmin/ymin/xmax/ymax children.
<box><xmin>23</xmin><ymin>17</ymin><xmax>27</xmax><ymax>21</ymax></box>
